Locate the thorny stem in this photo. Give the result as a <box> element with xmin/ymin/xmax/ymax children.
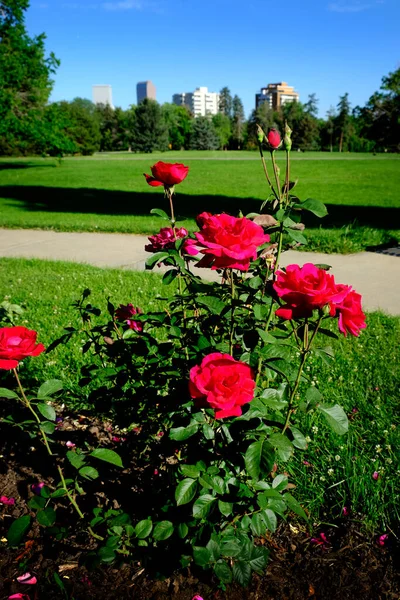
<box><xmin>270</xmin><ymin>151</ymin><xmax>282</xmax><ymax>208</ymax></box>
<box><xmin>57</xmin><ymin>465</ymin><xmax>84</xmax><ymax>519</ymax></box>
<box><xmin>13</xmin><ymin>368</ymin><xmax>53</xmax><ymax>456</ymax></box>
<box><xmin>229</xmin><ymin>270</ymin><xmax>236</xmax><ymax>356</ymax></box>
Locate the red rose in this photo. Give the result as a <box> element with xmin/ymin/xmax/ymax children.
<box><xmin>115</xmin><ymin>304</ymin><xmax>143</xmax><ymax>332</ymax></box>
<box><xmin>0</xmin><ymin>326</ymin><xmax>45</xmax><ymax>370</ymax></box>
<box><xmin>145</xmin><ymin>227</ymin><xmax>197</xmax><ymax>256</ymax></box>
<box><xmin>266</xmin><ymin>128</ymin><xmax>281</xmax><ymax>149</ymax></box>
<box><xmin>194</xmin><ymin>213</ymin><xmax>270</xmax><ymax>271</ymax></box>
<box><xmin>144</xmin><ymin>161</ymin><xmax>189</xmax><ymax>187</ymax></box>
<box><xmin>273</xmin><ymin>263</ymin><xmax>349</xmax><ymax>319</ymax></box>
<box><xmin>333</xmin><ymin>289</ymin><xmax>366</xmax><ymax>337</ymax></box>
<box><xmin>189</xmin><ymin>353</ymin><xmax>255</xmax><ymax>419</ymax></box>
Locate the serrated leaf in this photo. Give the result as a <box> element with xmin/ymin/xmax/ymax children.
<box><xmin>170</xmin><ymin>424</ymin><xmax>198</xmax><ymax>441</ymax></box>
<box><xmin>287</xmin><ymin>228</ymin><xmax>307</xmax><ymax>245</ymax></box>
<box><xmin>153</xmin><ymin>520</ymin><xmax>174</xmax><ymax>541</ymax></box>
<box><xmin>202</xmin><ymin>423</ymin><xmax>215</xmax><ymax>440</ymax></box>
<box><xmin>262</xmin><ymin>509</ymin><xmax>277</xmax><ymax>532</ymax></box>
<box><xmin>0</xmin><ymin>388</ymin><xmax>19</xmax><ymax>399</ymax></box>
<box><xmin>37</xmin><ymin>379</ymin><xmax>63</xmax><ymax>399</ymax></box>
<box><xmin>214</xmin><ymin>560</ymin><xmax>233</xmax><ymax>583</ymax></box>
<box><xmin>218</xmin><ymin>500</ymin><xmax>233</xmax><ymax>517</ymax></box>
<box><xmin>135</xmin><ymin>519</ymin><xmax>153</xmax><ymax>539</ymax></box>
<box><xmin>193</xmin><ymin>494</ymin><xmax>216</xmax><ymax>519</ymax></box>
<box><xmin>268</xmin><ymin>433</ymin><xmax>294</xmax><ymax>461</ymax></box>
<box><xmin>180</xmin><ymin>464</ymin><xmax>201</xmax><ymax>478</ymax></box>
<box><xmin>318</xmin><ymin>403</ymin><xmax>349</xmax><ymax>435</ymax></box>
<box><xmin>28</xmin><ymin>496</ymin><xmax>46</xmax><ymax>510</ymax></box>
<box><xmin>162</xmin><ymin>269</ymin><xmax>178</xmax><ymax>286</ymax></box>
<box><xmin>196</xmin><ymin>295</ymin><xmax>227</xmax><ymax>315</ymax></box>
<box><xmin>177</xmin><ymin>523</ymin><xmax>189</xmax><ymax>539</ymax></box>
<box><xmin>145</xmin><ymin>251</ymin><xmax>169</xmax><ymax>269</ymax></box>
<box><xmin>40</xmin><ymin>421</ymin><xmax>55</xmax><ymax>434</ymax></box>
<box><xmin>305</xmin><ymin>386</ymin><xmax>322</xmax><ymax>406</ymax></box>
<box><xmin>37</xmin><ymin>507</ymin><xmax>56</xmax><ymax>527</ymax></box>
<box><xmin>294</xmin><ymin>197</ymin><xmax>328</xmax><ymax>218</ymax></box>
<box><xmin>79</xmin><ymin>466</ymin><xmax>99</xmax><ymax>480</ymax></box>
<box><xmin>175</xmin><ymin>478</ymin><xmax>198</xmax><ymax>506</ymax></box>
<box><xmin>290</xmin><ymin>426</ymin><xmax>308</xmax><ymax>450</ymax></box>
<box><xmin>250</xmin><ymin>513</ymin><xmax>266</xmax><ymax>536</ymax></box>
<box><xmin>249</xmin><ymin>545</ymin><xmax>269</xmax><ymax>571</ymax></box>
<box><xmin>245</xmin><ymin>439</ymin><xmax>275</xmax><ymax>480</ymax></box>
<box><xmin>98</xmin><ymin>547</ymin><xmax>116</xmax><ymax>563</ymax></box>
<box><xmin>90</xmin><ymin>448</ymin><xmax>123</xmax><ymax>467</ymax></box>
<box><xmin>66</xmin><ymin>451</ymin><xmax>86</xmax><ymax>470</ymax></box>
<box><xmin>193</xmin><ymin>545</ymin><xmax>211</xmax><ymax>567</ymax></box>
<box><xmin>7</xmin><ymin>515</ymin><xmax>31</xmax><ymax>546</ymax></box>
<box><xmin>37</xmin><ymin>403</ymin><xmax>56</xmax><ymax>422</ymax></box>
<box><xmin>150</xmin><ymin>208</ymin><xmax>169</xmax><ymax>220</ymax></box>
<box><xmin>233</xmin><ymin>561</ymin><xmax>252</xmax><ymax>586</ymax></box>
<box><xmin>272</xmin><ymin>474</ymin><xmax>288</xmax><ymax>491</ymax></box>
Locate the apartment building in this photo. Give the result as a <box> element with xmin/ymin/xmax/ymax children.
<box><xmin>173</xmin><ymin>87</ymin><xmax>220</xmax><ymax>116</ymax></box>
<box><xmin>255</xmin><ymin>82</ymin><xmax>299</xmax><ymax>110</ymax></box>
<box><xmin>137</xmin><ymin>80</ymin><xmax>156</xmax><ymax>104</ymax></box>
<box><xmin>92</xmin><ymin>85</ymin><xmax>114</xmax><ymax>109</ymax></box>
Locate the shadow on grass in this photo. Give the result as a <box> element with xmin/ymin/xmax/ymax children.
<box><xmin>0</xmin><ymin>184</ymin><xmax>399</xmax><ymax>230</ymax></box>
<box><xmin>0</xmin><ymin>162</ymin><xmax>56</xmax><ymax>171</ymax></box>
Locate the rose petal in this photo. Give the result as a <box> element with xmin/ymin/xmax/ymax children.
<box><xmin>0</xmin><ymin>495</ymin><xmax>15</xmax><ymax>505</ymax></box>
<box><xmin>16</xmin><ymin>573</ymin><xmax>37</xmax><ymax>585</ymax></box>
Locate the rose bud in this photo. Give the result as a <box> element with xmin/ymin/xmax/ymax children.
<box><xmin>266</xmin><ymin>128</ymin><xmax>282</xmax><ymax>150</ymax></box>
<box><xmin>284</xmin><ymin>121</ymin><xmax>292</xmax><ymax>152</ymax></box>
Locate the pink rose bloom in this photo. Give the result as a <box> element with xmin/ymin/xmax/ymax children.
<box><xmin>266</xmin><ymin>128</ymin><xmax>281</xmax><ymax>149</ymax></box>
<box><xmin>194</xmin><ymin>212</ymin><xmax>270</xmax><ymax>271</ymax></box>
<box><xmin>144</xmin><ymin>161</ymin><xmax>189</xmax><ymax>187</ymax></box>
<box><xmin>115</xmin><ymin>304</ymin><xmax>143</xmax><ymax>332</ymax></box>
<box><xmin>333</xmin><ymin>289</ymin><xmax>366</xmax><ymax>337</ymax></box>
<box><xmin>145</xmin><ymin>227</ymin><xmax>197</xmax><ymax>256</ymax></box>
<box><xmin>0</xmin><ymin>326</ymin><xmax>45</xmax><ymax>370</ymax></box>
<box><xmin>273</xmin><ymin>263</ymin><xmax>349</xmax><ymax>320</ymax></box>
<box><xmin>189</xmin><ymin>353</ymin><xmax>255</xmax><ymax>419</ymax></box>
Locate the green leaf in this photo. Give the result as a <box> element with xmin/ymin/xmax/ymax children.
<box><xmin>66</xmin><ymin>450</ymin><xmax>86</xmax><ymax>470</ymax></box>
<box><xmin>51</xmin><ymin>488</ymin><xmax>68</xmax><ymax>499</ymax></box>
<box><xmin>28</xmin><ymin>495</ymin><xmax>46</xmax><ymax>510</ymax></box>
<box><xmin>175</xmin><ymin>478</ymin><xmax>198</xmax><ymax>506</ymax></box>
<box><xmin>209</xmin><ymin>475</ymin><xmax>225</xmax><ymax>495</ymax></box>
<box><xmin>37</xmin><ymin>403</ymin><xmax>56</xmax><ymax>422</ymax></box>
<box><xmin>98</xmin><ymin>546</ymin><xmax>116</xmax><ymax>563</ymax></box>
<box><xmin>145</xmin><ymin>251</ymin><xmax>169</xmax><ymax>269</ymax></box>
<box><xmin>162</xmin><ymin>269</ymin><xmax>178</xmax><ymax>286</ymax></box>
<box><xmin>135</xmin><ymin>519</ymin><xmax>153</xmax><ymax>539</ymax></box>
<box><xmin>283</xmin><ymin>493</ymin><xmax>308</xmax><ymax>521</ymax></box>
<box><xmin>290</xmin><ymin>426</ymin><xmax>308</xmax><ymax>450</ymax></box>
<box><xmin>196</xmin><ymin>295</ymin><xmax>226</xmax><ymax>315</ymax></box>
<box><xmin>294</xmin><ymin>197</ymin><xmax>328</xmax><ymax>218</ymax></box>
<box><xmin>37</xmin><ymin>379</ymin><xmax>63</xmax><ymax>399</ymax></box>
<box><xmin>268</xmin><ymin>433</ymin><xmax>294</xmax><ymax>461</ymax></box>
<box><xmin>153</xmin><ymin>521</ymin><xmax>174</xmax><ymax>541</ymax></box>
<box><xmin>40</xmin><ymin>421</ymin><xmax>56</xmax><ymax>434</ymax></box>
<box><xmin>0</xmin><ymin>388</ymin><xmax>19</xmax><ymax>399</ymax></box>
<box><xmin>170</xmin><ymin>424</ymin><xmax>198</xmax><ymax>441</ymax></box>
<box><xmin>214</xmin><ymin>560</ymin><xmax>233</xmax><ymax>583</ymax></box>
<box><xmin>262</xmin><ymin>509</ymin><xmax>277</xmax><ymax>532</ymax></box>
<box><xmin>245</xmin><ymin>439</ymin><xmax>275</xmax><ymax>480</ymax></box>
<box><xmin>318</xmin><ymin>403</ymin><xmax>349</xmax><ymax>435</ymax></box>
<box><xmin>90</xmin><ymin>448</ymin><xmax>123</xmax><ymax>467</ymax></box>
<box><xmin>207</xmin><ymin>538</ymin><xmax>221</xmax><ymax>562</ymax></box>
<box><xmin>202</xmin><ymin>423</ymin><xmax>215</xmax><ymax>440</ymax></box>
<box><xmin>305</xmin><ymin>386</ymin><xmax>323</xmax><ymax>406</ymax></box>
<box><xmin>177</xmin><ymin>523</ymin><xmax>189</xmax><ymax>539</ymax></box>
<box><xmin>218</xmin><ymin>500</ymin><xmax>233</xmax><ymax>517</ymax></box>
<box><xmin>79</xmin><ymin>466</ymin><xmax>99</xmax><ymax>480</ymax></box>
<box><xmin>7</xmin><ymin>515</ymin><xmax>31</xmax><ymax>546</ymax></box>
<box><xmin>233</xmin><ymin>561</ymin><xmax>252</xmax><ymax>586</ymax></box>
<box><xmin>37</xmin><ymin>507</ymin><xmax>56</xmax><ymax>527</ymax></box>
<box><xmin>287</xmin><ymin>228</ymin><xmax>307</xmax><ymax>245</ymax></box>
<box><xmin>150</xmin><ymin>208</ymin><xmax>169</xmax><ymax>220</ymax></box>
<box><xmin>193</xmin><ymin>494</ymin><xmax>216</xmax><ymax>519</ymax></box>
<box><xmin>250</xmin><ymin>513</ymin><xmax>266</xmax><ymax>536</ymax></box>
<box><xmin>272</xmin><ymin>474</ymin><xmax>288</xmax><ymax>491</ymax></box>
<box><xmin>193</xmin><ymin>545</ymin><xmax>211</xmax><ymax>567</ymax></box>
<box><xmin>180</xmin><ymin>464</ymin><xmax>201</xmax><ymax>478</ymax></box>
<box><xmin>249</xmin><ymin>545</ymin><xmax>269</xmax><ymax>571</ymax></box>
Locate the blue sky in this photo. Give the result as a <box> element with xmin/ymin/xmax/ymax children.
<box><xmin>27</xmin><ymin>0</ymin><xmax>399</xmax><ymax>118</ymax></box>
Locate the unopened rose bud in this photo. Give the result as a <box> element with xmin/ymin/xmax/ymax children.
<box><xmin>256</xmin><ymin>124</ymin><xmax>266</xmax><ymax>145</ymax></box>
<box><xmin>284</xmin><ymin>122</ymin><xmax>292</xmax><ymax>152</ymax></box>
<box><xmin>267</xmin><ymin>128</ymin><xmax>282</xmax><ymax>150</ymax></box>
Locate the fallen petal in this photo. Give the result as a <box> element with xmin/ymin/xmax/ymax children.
<box><xmin>0</xmin><ymin>495</ymin><xmax>15</xmax><ymax>505</ymax></box>
<box><xmin>66</xmin><ymin>441</ymin><xmax>76</xmax><ymax>448</ymax></box>
<box><xmin>16</xmin><ymin>573</ymin><xmax>37</xmax><ymax>585</ymax></box>
<box><xmin>9</xmin><ymin>594</ymin><xmax>31</xmax><ymax>599</ymax></box>
<box><xmin>31</xmin><ymin>483</ymin><xmax>45</xmax><ymax>495</ymax></box>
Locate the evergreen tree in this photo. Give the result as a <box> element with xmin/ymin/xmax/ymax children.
<box><xmin>304</xmin><ymin>93</ymin><xmax>319</xmax><ymax>118</ymax></box>
<box><xmin>219</xmin><ymin>87</ymin><xmax>233</xmax><ymax>117</ymax></box>
<box><xmin>58</xmin><ymin>98</ymin><xmax>101</xmax><ymax>155</ymax></box>
<box><xmin>212</xmin><ymin>113</ymin><xmax>232</xmax><ymax>149</ymax></box>
<box><xmin>161</xmin><ymin>103</ymin><xmax>192</xmax><ymax>150</ymax></box>
<box><xmin>189</xmin><ymin>117</ymin><xmax>219</xmax><ymax>150</ymax></box>
<box><xmin>232</xmin><ymin>95</ymin><xmax>245</xmax><ymax>149</ymax></box>
<box><xmin>132</xmin><ymin>99</ymin><xmax>168</xmax><ymax>153</ymax></box>
<box><xmin>0</xmin><ymin>0</ymin><xmax>59</xmax><ymax>154</ymax></box>
<box><xmin>336</xmin><ymin>93</ymin><xmax>351</xmax><ymax>152</ymax></box>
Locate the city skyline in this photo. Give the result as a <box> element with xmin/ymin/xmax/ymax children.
<box><xmin>25</xmin><ymin>0</ymin><xmax>400</xmax><ymax>119</ymax></box>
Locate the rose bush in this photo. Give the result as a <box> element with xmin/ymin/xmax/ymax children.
<box><xmin>115</xmin><ymin>303</ymin><xmax>143</xmax><ymax>332</ymax></box>
<box><xmin>145</xmin><ymin>226</ymin><xmax>198</xmax><ymax>256</ymax></box>
<box><xmin>0</xmin><ymin>326</ymin><xmax>45</xmax><ymax>370</ymax></box>
<box><xmin>144</xmin><ymin>161</ymin><xmax>189</xmax><ymax>187</ymax></box>
<box><xmin>334</xmin><ymin>289</ymin><xmax>367</xmax><ymax>337</ymax></box>
<box><xmin>194</xmin><ymin>212</ymin><xmax>270</xmax><ymax>271</ymax></box>
<box><xmin>189</xmin><ymin>353</ymin><xmax>256</xmax><ymax>419</ymax></box>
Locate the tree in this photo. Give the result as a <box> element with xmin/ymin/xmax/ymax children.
<box><xmin>247</xmin><ymin>103</ymin><xmax>276</xmax><ymax>148</ymax></box>
<box><xmin>189</xmin><ymin>117</ymin><xmax>219</xmax><ymax>150</ymax></box>
<box><xmin>0</xmin><ymin>0</ymin><xmax>59</xmax><ymax>154</ymax></box>
<box><xmin>336</xmin><ymin>93</ymin><xmax>351</xmax><ymax>152</ymax></box>
<box><xmin>232</xmin><ymin>95</ymin><xmax>245</xmax><ymax>149</ymax></box>
<box><xmin>304</xmin><ymin>93</ymin><xmax>319</xmax><ymax>118</ymax></box>
<box><xmin>323</xmin><ymin>107</ymin><xmax>336</xmax><ymax>152</ymax></box>
<box><xmin>212</xmin><ymin>113</ymin><xmax>231</xmax><ymax>149</ymax></box>
<box><xmin>219</xmin><ymin>87</ymin><xmax>233</xmax><ymax>117</ymax></box>
<box><xmin>56</xmin><ymin>98</ymin><xmax>101</xmax><ymax>155</ymax></box>
<box><xmin>132</xmin><ymin>99</ymin><xmax>168</xmax><ymax>153</ymax></box>
<box><xmin>161</xmin><ymin>103</ymin><xmax>192</xmax><ymax>150</ymax></box>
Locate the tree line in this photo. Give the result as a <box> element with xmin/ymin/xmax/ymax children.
<box><xmin>1</xmin><ymin>1</ymin><xmax>399</xmax><ymax>156</ymax></box>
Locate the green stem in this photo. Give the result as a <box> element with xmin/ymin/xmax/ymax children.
<box><xmin>165</xmin><ymin>186</ymin><xmax>176</xmax><ymax>228</ymax></box>
<box><xmin>285</xmin><ymin>150</ymin><xmax>290</xmax><ymax>207</ymax></box>
<box><xmin>270</xmin><ymin>151</ymin><xmax>282</xmax><ymax>208</ymax></box>
<box><xmin>257</xmin><ymin>142</ymin><xmax>279</xmax><ymax>201</ymax></box>
<box><xmin>57</xmin><ymin>465</ymin><xmax>85</xmax><ymax>519</ymax></box>
<box><xmin>229</xmin><ymin>270</ymin><xmax>235</xmax><ymax>356</ymax></box>
<box><xmin>13</xmin><ymin>368</ymin><xmax>53</xmax><ymax>456</ymax></box>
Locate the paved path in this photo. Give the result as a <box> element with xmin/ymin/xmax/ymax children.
<box><xmin>0</xmin><ymin>228</ymin><xmax>398</xmax><ymax>315</ymax></box>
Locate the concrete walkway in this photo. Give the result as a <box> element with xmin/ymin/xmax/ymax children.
<box><xmin>0</xmin><ymin>228</ymin><xmax>398</xmax><ymax>315</ymax></box>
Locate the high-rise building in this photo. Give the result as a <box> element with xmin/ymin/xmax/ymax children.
<box><xmin>92</xmin><ymin>85</ymin><xmax>114</xmax><ymax>109</ymax></box>
<box><xmin>173</xmin><ymin>87</ymin><xmax>220</xmax><ymax>117</ymax></box>
<box><xmin>137</xmin><ymin>81</ymin><xmax>156</xmax><ymax>104</ymax></box>
<box><xmin>255</xmin><ymin>82</ymin><xmax>299</xmax><ymax>110</ymax></box>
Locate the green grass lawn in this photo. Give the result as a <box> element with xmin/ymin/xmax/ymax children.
<box><xmin>0</xmin><ymin>152</ymin><xmax>399</xmax><ymax>253</ymax></box>
<box><xmin>0</xmin><ymin>257</ymin><xmax>398</xmax><ymax>529</ymax></box>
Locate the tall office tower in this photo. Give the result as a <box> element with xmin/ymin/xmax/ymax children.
<box><xmin>255</xmin><ymin>82</ymin><xmax>299</xmax><ymax>110</ymax></box>
<box><xmin>172</xmin><ymin>87</ymin><xmax>219</xmax><ymax>117</ymax></box>
<box><xmin>92</xmin><ymin>85</ymin><xmax>114</xmax><ymax>109</ymax></box>
<box><xmin>137</xmin><ymin>81</ymin><xmax>156</xmax><ymax>104</ymax></box>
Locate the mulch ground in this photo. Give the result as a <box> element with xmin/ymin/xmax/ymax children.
<box><xmin>1</xmin><ymin>404</ymin><xmax>399</xmax><ymax>600</ymax></box>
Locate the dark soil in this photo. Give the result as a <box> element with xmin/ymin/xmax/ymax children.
<box><xmin>1</xmin><ymin>404</ymin><xmax>399</xmax><ymax>600</ymax></box>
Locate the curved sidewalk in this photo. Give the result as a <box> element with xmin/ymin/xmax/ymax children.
<box><xmin>0</xmin><ymin>228</ymin><xmax>398</xmax><ymax>316</ymax></box>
